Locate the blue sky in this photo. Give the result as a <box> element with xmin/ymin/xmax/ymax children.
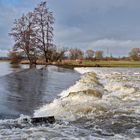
<box><xmin>0</xmin><ymin>0</ymin><xmax>140</xmax><ymax>57</ymax></box>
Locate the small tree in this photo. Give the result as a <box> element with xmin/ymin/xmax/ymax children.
<box><xmin>49</xmin><ymin>47</ymin><xmax>66</xmax><ymax>62</ymax></box>
<box><xmin>69</xmin><ymin>48</ymin><xmax>84</xmax><ymax>60</ymax></box>
<box><xmin>85</xmin><ymin>49</ymin><xmax>94</xmax><ymax>60</ymax></box>
<box><xmin>54</xmin><ymin>47</ymin><xmax>67</xmax><ymax>62</ymax></box>
<box><xmin>95</xmin><ymin>51</ymin><xmax>103</xmax><ymax>60</ymax></box>
<box><xmin>8</xmin><ymin>51</ymin><xmax>22</xmax><ymax>64</ymax></box>
<box><xmin>34</xmin><ymin>1</ymin><xmax>54</xmax><ymax>64</ymax></box>
<box><xmin>129</xmin><ymin>48</ymin><xmax>140</xmax><ymax>61</ymax></box>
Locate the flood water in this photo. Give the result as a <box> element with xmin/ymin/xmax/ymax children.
<box><xmin>0</xmin><ymin>62</ymin><xmax>80</xmax><ymax>119</ymax></box>
<box><xmin>0</xmin><ymin>62</ymin><xmax>140</xmax><ymax>140</ymax></box>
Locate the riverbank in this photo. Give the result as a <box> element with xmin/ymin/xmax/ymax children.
<box><xmin>20</xmin><ymin>60</ymin><xmax>140</xmax><ymax>68</ymax></box>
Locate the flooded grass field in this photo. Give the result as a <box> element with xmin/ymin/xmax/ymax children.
<box><xmin>0</xmin><ymin>62</ymin><xmax>140</xmax><ymax>139</ymax></box>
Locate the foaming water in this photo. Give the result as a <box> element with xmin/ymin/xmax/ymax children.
<box><xmin>0</xmin><ymin>67</ymin><xmax>140</xmax><ymax>139</ymax></box>
<box><xmin>33</xmin><ymin>67</ymin><xmax>140</xmax><ymax>139</ymax></box>
<box><xmin>34</xmin><ymin>72</ymin><xmax>104</xmax><ymax>121</ymax></box>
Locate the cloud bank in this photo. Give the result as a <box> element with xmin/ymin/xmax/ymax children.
<box><xmin>0</xmin><ymin>0</ymin><xmax>140</xmax><ymax>56</ymax></box>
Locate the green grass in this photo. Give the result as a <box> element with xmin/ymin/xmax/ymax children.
<box><xmin>0</xmin><ymin>59</ymin><xmax>10</xmax><ymax>62</ymax></box>
<box><xmin>63</xmin><ymin>60</ymin><xmax>140</xmax><ymax>68</ymax></box>
<box><xmin>19</xmin><ymin>60</ymin><xmax>140</xmax><ymax>68</ymax></box>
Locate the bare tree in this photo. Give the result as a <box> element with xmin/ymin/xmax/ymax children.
<box><xmin>10</xmin><ymin>1</ymin><xmax>55</xmax><ymax>67</ymax></box>
<box><xmin>69</xmin><ymin>48</ymin><xmax>84</xmax><ymax>60</ymax></box>
<box><xmin>95</xmin><ymin>51</ymin><xmax>103</xmax><ymax>60</ymax></box>
<box><xmin>9</xmin><ymin>12</ymin><xmax>38</xmax><ymax>66</ymax></box>
<box><xmin>129</xmin><ymin>48</ymin><xmax>140</xmax><ymax>61</ymax></box>
<box><xmin>8</xmin><ymin>51</ymin><xmax>22</xmax><ymax>64</ymax></box>
<box><xmin>85</xmin><ymin>49</ymin><xmax>94</xmax><ymax>59</ymax></box>
<box><xmin>34</xmin><ymin>1</ymin><xmax>54</xmax><ymax>64</ymax></box>
<box><xmin>51</xmin><ymin>47</ymin><xmax>67</xmax><ymax>62</ymax></box>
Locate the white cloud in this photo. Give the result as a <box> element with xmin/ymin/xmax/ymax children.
<box><xmin>89</xmin><ymin>39</ymin><xmax>140</xmax><ymax>49</ymax></box>
<box><xmin>0</xmin><ymin>49</ymin><xmax>9</xmax><ymax>57</ymax></box>
<box><xmin>87</xmin><ymin>39</ymin><xmax>140</xmax><ymax>56</ymax></box>
<box><xmin>55</xmin><ymin>38</ymin><xmax>140</xmax><ymax>56</ymax></box>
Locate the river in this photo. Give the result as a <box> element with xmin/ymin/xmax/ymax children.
<box><xmin>0</xmin><ymin>62</ymin><xmax>140</xmax><ymax>140</ymax></box>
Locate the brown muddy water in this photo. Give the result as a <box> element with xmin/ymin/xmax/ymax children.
<box><xmin>0</xmin><ymin>62</ymin><xmax>140</xmax><ymax>140</ymax></box>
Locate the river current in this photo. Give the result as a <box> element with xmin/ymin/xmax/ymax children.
<box><xmin>0</xmin><ymin>63</ymin><xmax>140</xmax><ymax>140</ymax></box>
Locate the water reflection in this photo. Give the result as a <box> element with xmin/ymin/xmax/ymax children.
<box><xmin>10</xmin><ymin>63</ymin><xmax>21</xmax><ymax>69</ymax></box>
<box><xmin>0</xmin><ymin>69</ymin><xmax>47</xmax><ymax>118</ymax></box>
<box><xmin>0</xmin><ymin>64</ymin><xmax>80</xmax><ymax>119</ymax></box>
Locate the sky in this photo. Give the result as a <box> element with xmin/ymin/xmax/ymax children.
<box><xmin>0</xmin><ymin>0</ymin><xmax>140</xmax><ymax>57</ymax></box>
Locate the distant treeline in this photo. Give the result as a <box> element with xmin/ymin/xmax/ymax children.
<box><xmin>8</xmin><ymin>47</ymin><xmax>140</xmax><ymax>64</ymax></box>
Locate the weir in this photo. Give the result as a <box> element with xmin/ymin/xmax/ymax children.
<box><xmin>23</xmin><ymin>116</ymin><xmax>55</xmax><ymax>124</ymax></box>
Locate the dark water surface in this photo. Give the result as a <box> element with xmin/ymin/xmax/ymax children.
<box><xmin>0</xmin><ymin>62</ymin><xmax>80</xmax><ymax>119</ymax></box>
